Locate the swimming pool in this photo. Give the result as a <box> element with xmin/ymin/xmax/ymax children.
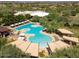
<box><xmin>16</xmin><ymin>23</ymin><xmax>52</xmax><ymax>47</ymax></box>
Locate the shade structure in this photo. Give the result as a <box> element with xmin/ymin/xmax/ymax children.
<box><xmin>63</xmin><ymin>36</ymin><xmax>79</xmax><ymax>43</ymax></box>
<box><xmin>25</xmin><ymin>43</ymin><xmax>39</xmax><ymax>57</ymax></box>
<box><xmin>57</xmin><ymin>29</ymin><xmax>74</xmax><ymax>35</ymax></box>
<box><xmin>30</xmin><ymin>11</ymin><xmax>49</xmax><ymax>17</ymax></box>
<box><xmin>0</xmin><ymin>27</ymin><xmax>10</xmax><ymax>33</ymax></box>
<box><xmin>0</xmin><ymin>27</ymin><xmax>10</xmax><ymax>37</ymax></box>
<box><xmin>48</xmin><ymin>41</ymin><xmax>70</xmax><ymax>52</ymax></box>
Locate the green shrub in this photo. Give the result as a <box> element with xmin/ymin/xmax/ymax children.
<box><xmin>48</xmin><ymin>45</ymin><xmax>79</xmax><ymax>58</ymax></box>
<box><xmin>0</xmin><ymin>38</ymin><xmax>31</xmax><ymax>58</ymax></box>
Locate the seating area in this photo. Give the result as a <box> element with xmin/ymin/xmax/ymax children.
<box><xmin>10</xmin><ymin>20</ymin><xmax>30</xmax><ymax>28</ymax></box>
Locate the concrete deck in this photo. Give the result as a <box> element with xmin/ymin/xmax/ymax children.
<box><xmin>49</xmin><ymin>40</ymin><xmax>70</xmax><ymax>52</ymax></box>
<box><xmin>10</xmin><ymin>40</ymin><xmax>31</xmax><ymax>52</ymax></box>
<box><xmin>25</xmin><ymin>43</ymin><xmax>39</xmax><ymax>57</ymax></box>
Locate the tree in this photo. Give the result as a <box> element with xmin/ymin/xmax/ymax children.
<box><xmin>25</xmin><ymin>14</ymin><xmax>32</xmax><ymax>19</ymax></box>
<box><xmin>0</xmin><ymin>38</ymin><xmax>7</xmax><ymax>49</ymax></box>
<box><xmin>31</xmin><ymin>16</ymin><xmax>40</xmax><ymax>22</ymax></box>
<box><xmin>70</xmin><ymin>10</ymin><xmax>76</xmax><ymax>16</ymax></box>
<box><xmin>15</xmin><ymin>15</ymin><xmax>26</xmax><ymax>21</ymax></box>
<box><xmin>2</xmin><ymin>13</ymin><xmax>16</xmax><ymax>25</ymax></box>
<box><xmin>0</xmin><ymin>45</ymin><xmax>30</xmax><ymax>58</ymax></box>
<box><xmin>0</xmin><ymin>37</ymin><xmax>31</xmax><ymax>58</ymax></box>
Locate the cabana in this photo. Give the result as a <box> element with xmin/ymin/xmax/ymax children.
<box><xmin>56</xmin><ymin>29</ymin><xmax>74</xmax><ymax>37</ymax></box>
<box><xmin>63</xmin><ymin>36</ymin><xmax>79</xmax><ymax>45</ymax></box>
<box><xmin>0</xmin><ymin>26</ymin><xmax>10</xmax><ymax>37</ymax></box>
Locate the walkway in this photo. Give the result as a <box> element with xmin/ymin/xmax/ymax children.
<box><xmin>10</xmin><ymin>40</ymin><xmax>70</xmax><ymax>57</ymax></box>
<box><xmin>10</xmin><ymin>40</ymin><xmax>39</xmax><ymax>57</ymax></box>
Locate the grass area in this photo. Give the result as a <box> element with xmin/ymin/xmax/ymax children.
<box><xmin>0</xmin><ymin>37</ymin><xmax>31</xmax><ymax>58</ymax></box>
<box><xmin>47</xmin><ymin>45</ymin><xmax>79</xmax><ymax>58</ymax></box>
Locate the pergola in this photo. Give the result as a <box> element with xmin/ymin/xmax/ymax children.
<box><xmin>0</xmin><ymin>27</ymin><xmax>10</xmax><ymax>37</ymax></box>
<box><xmin>57</xmin><ymin>29</ymin><xmax>74</xmax><ymax>37</ymax></box>
<box><xmin>63</xmin><ymin>36</ymin><xmax>79</xmax><ymax>45</ymax></box>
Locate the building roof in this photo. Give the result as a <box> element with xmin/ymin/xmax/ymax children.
<box><xmin>63</xmin><ymin>36</ymin><xmax>79</xmax><ymax>43</ymax></box>
<box><xmin>30</xmin><ymin>11</ymin><xmax>49</xmax><ymax>17</ymax></box>
<box><xmin>14</xmin><ymin>11</ymin><xmax>49</xmax><ymax>17</ymax></box>
<box><xmin>0</xmin><ymin>27</ymin><xmax>10</xmax><ymax>32</ymax></box>
<box><xmin>57</xmin><ymin>29</ymin><xmax>74</xmax><ymax>35</ymax></box>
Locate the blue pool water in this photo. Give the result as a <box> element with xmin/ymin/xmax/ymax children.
<box><xmin>16</xmin><ymin>23</ymin><xmax>52</xmax><ymax>47</ymax></box>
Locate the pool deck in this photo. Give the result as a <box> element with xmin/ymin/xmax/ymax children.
<box><xmin>9</xmin><ymin>22</ymin><xmax>71</xmax><ymax>57</ymax></box>
<box><xmin>25</xmin><ymin>43</ymin><xmax>39</xmax><ymax>57</ymax></box>
<box><xmin>9</xmin><ymin>33</ymin><xmax>70</xmax><ymax>57</ymax></box>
